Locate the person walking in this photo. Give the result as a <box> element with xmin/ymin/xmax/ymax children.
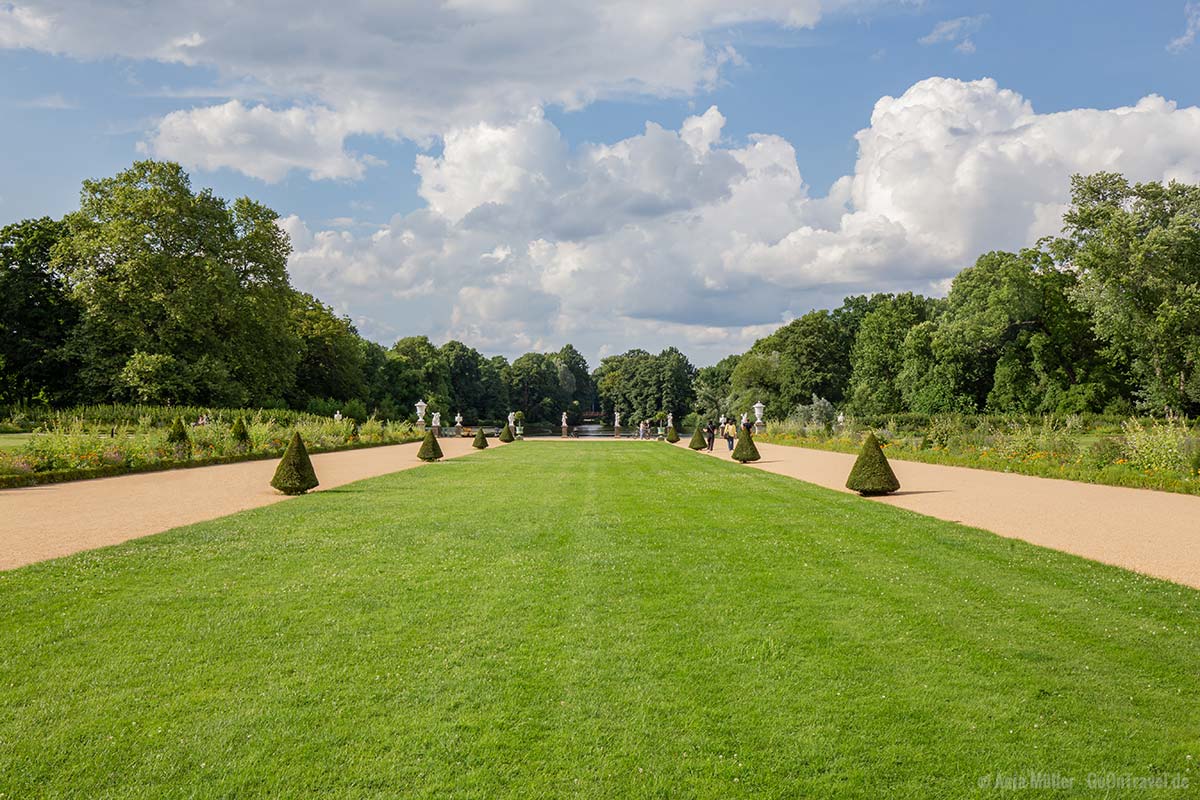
<box><xmin>723</xmin><ymin>419</ymin><xmax>736</xmax><ymax>450</ymax></box>
<box><xmin>704</xmin><ymin>421</ymin><xmax>716</xmax><ymax>451</ymax></box>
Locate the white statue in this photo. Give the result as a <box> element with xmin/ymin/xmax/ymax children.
<box><xmin>667</xmin><ymin>412</ymin><xmax>674</xmax><ymax>428</ymax></box>
<box><xmin>719</xmin><ymin>414</ymin><xmax>726</xmax><ymax>427</ymax></box>
<box><xmin>741</xmin><ymin>412</ymin><xmax>749</xmax><ymax>425</ymax></box>
<box><xmin>454</xmin><ymin>412</ymin><xmax>463</xmax><ymax>427</ymax></box>
<box><xmin>614</xmin><ymin>411</ymin><xmax>621</xmax><ymax>428</ymax></box>
<box><xmin>507</xmin><ymin>411</ymin><xmax>516</xmax><ymax>428</ymax></box>
<box><xmin>432</xmin><ymin>412</ymin><xmax>441</xmax><ymax>427</ymax></box>
<box><xmin>562</xmin><ymin>411</ymin><xmax>568</xmax><ymax>426</ymax></box>
<box><xmin>333</xmin><ymin>410</ymin><xmax>342</xmax><ymax>422</ymax></box>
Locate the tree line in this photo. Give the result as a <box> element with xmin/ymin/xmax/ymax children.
<box><xmin>0</xmin><ymin>160</ymin><xmax>697</xmax><ymax>424</ymax></box>
<box><xmin>3</xmin><ymin>163</ymin><xmax>1197</xmax><ymax>423</ymax></box>
<box><xmin>700</xmin><ymin>173</ymin><xmax>1200</xmax><ymax>421</ymax></box>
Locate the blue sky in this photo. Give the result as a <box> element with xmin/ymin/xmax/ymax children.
<box><xmin>3</xmin><ymin>1</ymin><xmax>1200</xmax><ymax>364</ymax></box>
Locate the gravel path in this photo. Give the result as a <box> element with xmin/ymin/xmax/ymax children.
<box><xmin>679</xmin><ymin>439</ymin><xmax>1200</xmax><ymax>589</ymax></box>
<box><xmin>1</xmin><ymin>437</ymin><xmax>493</xmax><ymax>571</ymax></box>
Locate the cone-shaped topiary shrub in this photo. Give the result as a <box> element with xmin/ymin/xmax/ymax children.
<box><xmin>688</xmin><ymin>425</ymin><xmax>706</xmax><ymax>450</ymax></box>
<box><xmin>473</xmin><ymin>427</ymin><xmax>489</xmax><ymax>449</ymax></box>
<box><xmin>732</xmin><ymin>427</ymin><xmax>761</xmax><ymax>463</ymax></box>
<box><xmin>231</xmin><ymin>416</ymin><xmax>251</xmax><ymax>450</ymax></box>
<box><xmin>417</xmin><ymin>429</ymin><xmax>444</xmax><ymax>461</ymax></box>
<box><xmin>166</xmin><ymin>416</ymin><xmax>191</xmax><ymax>458</ymax></box>
<box><xmin>271</xmin><ymin>431</ymin><xmax>319</xmax><ymax>495</ymax></box>
<box><xmin>846</xmin><ymin>432</ymin><xmax>900</xmax><ymax>496</ymax></box>
<box><xmin>498</xmin><ymin>424</ymin><xmax>515</xmax><ymax>443</ymax></box>
<box><xmin>666</xmin><ymin>425</ymin><xmax>679</xmax><ymax>443</ymax></box>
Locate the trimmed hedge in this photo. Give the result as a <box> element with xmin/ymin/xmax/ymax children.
<box><xmin>498</xmin><ymin>425</ymin><xmax>515</xmax><ymax>443</ymax></box>
<box><xmin>732</xmin><ymin>428</ymin><xmax>761</xmax><ymax>463</ymax></box>
<box><xmin>232</xmin><ymin>416</ymin><xmax>251</xmax><ymax>449</ymax></box>
<box><xmin>846</xmin><ymin>432</ymin><xmax>900</xmax><ymax>496</ymax></box>
<box><xmin>270</xmin><ymin>432</ymin><xmax>319</xmax><ymax>495</ymax></box>
<box><xmin>688</xmin><ymin>426</ymin><xmax>706</xmax><ymax>450</ymax></box>
<box><xmin>666</xmin><ymin>425</ymin><xmax>679</xmax><ymax>443</ymax></box>
<box><xmin>473</xmin><ymin>427</ymin><xmax>489</xmax><ymax>449</ymax></box>
<box><xmin>417</xmin><ymin>430</ymin><xmax>444</xmax><ymax>462</ymax></box>
<box><xmin>166</xmin><ymin>416</ymin><xmax>191</xmax><ymax>458</ymax></box>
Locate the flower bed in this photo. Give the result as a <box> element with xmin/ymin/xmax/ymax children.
<box><xmin>758</xmin><ymin>415</ymin><xmax>1200</xmax><ymax>496</ymax></box>
<box><xmin>0</xmin><ymin>413</ymin><xmax>421</xmax><ymax>488</ymax></box>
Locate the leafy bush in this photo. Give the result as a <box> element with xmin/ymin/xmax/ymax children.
<box><xmin>341</xmin><ymin>399</ymin><xmax>368</xmax><ymax>423</ymax></box>
<box><xmin>666</xmin><ymin>425</ymin><xmax>679</xmax><ymax>443</ymax></box>
<box><xmin>794</xmin><ymin>394</ymin><xmax>837</xmax><ymax>427</ymax></box>
<box><xmin>688</xmin><ymin>425</ymin><xmax>706</xmax><ymax>450</ymax></box>
<box><xmin>270</xmin><ymin>432</ymin><xmax>319</xmax><ymax>495</ymax></box>
<box><xmin>845</xmin><ymin>432</ymin><xmax>900</xmax><ymax>496</ymax></box>
<box><xmin>1080</xmin><ymin>438</ymin><xmax>1123</xmax><ymax>469</ymax></box>
<box><xmin>473</xmin><ymin>427</ymin><xmax>488</xmax><ymax>449</ymax></box>
<box><xmin>498</xmin><ymin>425</ymin><xmax>515</xmax><ymax>443</ymax></box>
<box><xmin>1121</xmin><ymin>417</ymin><xmax>1192</xmax><ymax>472</ymax></box>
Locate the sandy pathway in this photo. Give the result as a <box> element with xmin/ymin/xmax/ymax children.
<box><xmin>1</xmin><ymin>437</ymin><xmax>493</xmax><ymax>571</ymax></box>
<box><xmin>675</xmin><ymin>439</ymin><xmax>1200</xmax><ymax>589</ymax></box>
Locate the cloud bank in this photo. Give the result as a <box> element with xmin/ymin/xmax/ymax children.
<box><xmin>280</xmin><ymin>78</ymin><xmax>1200</xmax><ymax>362</ymax></box>
<box><xmin>5</xmin><ymin>4</ymin><xmax>1200</xmax><ymax>363</ymax></box>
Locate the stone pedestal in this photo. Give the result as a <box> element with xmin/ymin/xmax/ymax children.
<box><xmin>432</xmin><ymin>425</ymin><xmax>441</xmax><ymax>437</ymax></box>
<box><xmin>561</xmin><ymin>425</ymin><xmax>569</xmax><ymax>438</ymax></box>
<box><xmin>417</xmin><ymin>420</ymin><xmax>425</xmax><ymax>432</ymax></box>
<box><xmin>614</xmin><ymin>425</ymin><xmax>621</xmax><ymax>439</ymax></box>
<box><xmin>455</xmin><ymin>425</ymin><xmax>463</xmax><ymax>437</ymax></box>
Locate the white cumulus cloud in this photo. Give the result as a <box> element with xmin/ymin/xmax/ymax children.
<box><xmin>279</xmin><ymin>78</ymin><xmax>1200</xmax><ymax>364</ymax></box>
<box><xmin>142</xmin><ymin>102</ymin><xmax>367</xmax><ymax>182</ymax></box>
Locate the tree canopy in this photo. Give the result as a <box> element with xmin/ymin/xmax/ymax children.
<box><xmin>3</xmin><ymin>161</ymin><xmax>1194</xmax><ymax>421</ymax></box>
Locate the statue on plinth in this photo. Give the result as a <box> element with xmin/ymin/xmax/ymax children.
<box><xmin>614</xmin><ymin>411</ymin><xmax>621</xmax><ymax>438</ymax></box>
<box><xmin>454</xmin><ymin>412</ymin><xmax>463</xmax><ymax>436</ymax></box>
<box><xmin>561</xmin><ymin>411</ymin><xmax>569</xmax><ymax>437</ymax></box>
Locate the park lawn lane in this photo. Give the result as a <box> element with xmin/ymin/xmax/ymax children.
<box><xmin>0</xmin><ymin>442</ymin><xmax>1197</xmax><ymax>798</ymax></box>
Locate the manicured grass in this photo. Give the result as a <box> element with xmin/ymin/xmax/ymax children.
<box><xmin>1</xmin><ymin>443</ymin><xmax>1196</xmax><ymax>797</ymax></box>
<box><xmin>0</xmin><ymin>433</ymin><xmax>31</xmax><ymax>450</ymax></box>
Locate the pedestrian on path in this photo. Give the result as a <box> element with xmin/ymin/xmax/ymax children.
<box><xmin>723</xmin><ymin>421</ymin><xmax>737</xmax><ymax>450</ymax></box>
<box><xmin>704</xmin><ymin>421</ymin><xmax>716</xmax><ymax>451</ymax></box>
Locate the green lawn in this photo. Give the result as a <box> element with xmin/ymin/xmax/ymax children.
<box><xmin>0</xmin><ymin>433</ymin><xmax>31</xmax><ymax>450</ymax></box>
<box><xmin>1</xmin><ymin>443</ymin><xmax>1196</xmax><ymax>798</ymax></box>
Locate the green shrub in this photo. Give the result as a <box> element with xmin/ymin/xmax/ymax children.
<box><xmin>231</xmin><ymin>416</ymin><xmax>251</xmax><ymax>449</ymax></box>
<box><xmin>417</xmin><ymin>430</ymin><xmax>444</xmax><ymax>462</ymax></box>
<box><xmin>166</xmin><ymin>416</ymin><xmax>191</xmax><ymax>458</ymax></box>
<box><xmin>1081</xmin><ymin>437</ymin><xmax>1123</xmax><ymax>469</ymax></box>
<box><xmin>270</xmin><ymin>432</ymin><xmax>319</xmax><ymax>495</ymax></box>
<box><xmin>845</xmin><ymin>432</ymin><xmax>900</xmax><ymax>496</ymax></box>
<box><xmin>473</xmin><ymin>427</ymin><xmax>489</xmax><ymax>450</ymax></box>
<box><xmin>688</xmin><ymin>425</ymin><xmax>706</xmax><ymax>450</ymax></box>
<box><xmin>732</xmin><ymin>428</ymin><xmax>760</xmax><ymax>463</ymax></box>
<box><xmin>498</xmin><ymin>425</ymin><xmax>515</xmax><ymax>443</ymax></box>
<box><xmin>342</xmin><ymin>399</ymin><xmax>368</xmax><ymax>423</ymax></box>
<box><xmin>666</xmin><ymin>425</ymin><xmax>679</xmax><ymax>443</ymax></box>
<box><xmin>1121</xmin><ymin>417</ymin><xmax>1191</xmax><ymax>472</ymax></box>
